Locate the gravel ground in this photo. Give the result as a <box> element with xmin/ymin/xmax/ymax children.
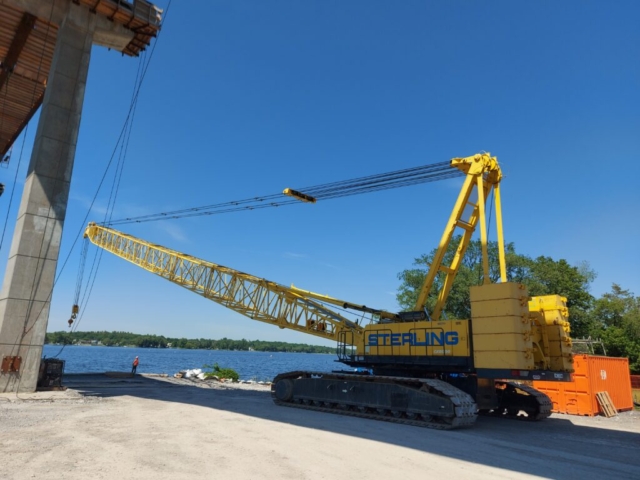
<box><xmin>1</xmin><ymin>373</ymin><xmax>639</xmax><ymax>480</ymax></box>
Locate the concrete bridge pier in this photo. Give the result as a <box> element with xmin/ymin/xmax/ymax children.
<box><xmin>0</xmin><ymin>0</ymin><xmax>138</xmax><ymax>393</ymax></box>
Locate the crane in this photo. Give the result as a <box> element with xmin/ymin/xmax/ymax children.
<box><xmin>83</xmin><ymin>153</ymin><xmax>573</xmax><ymax>429</ymax></box>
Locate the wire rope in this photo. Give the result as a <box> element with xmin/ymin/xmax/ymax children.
<box><xmin>66</xmin><ymin>2</ymin><xmax>173</xmax><ymax>341</ymax></box>
<box><xmin>67</xmin><ymin>48</ymin><xmax>149</xmax><ymax>337</ymax></box>
<box><xmin>106</xmin><ymin>161</ymin><xmax>463</xmax><ymax>226</ymax></box>
<box><xmin>43</xmin><ymin>1</ymin><xmax>173</xmax><ymax>357</ymax></box>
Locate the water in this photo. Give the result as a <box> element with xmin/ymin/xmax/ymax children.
<box><xmin>43</xmin><ymin>345</ymin><xmax>344</xmax><ymax>381</ymax></box>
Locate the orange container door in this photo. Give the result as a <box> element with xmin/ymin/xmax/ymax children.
<box><xmin>586</xmin><ymin>356</ymin><xmax>633</xmax><ymax>412</ymax></box>
<box><xmin>566</xmin><ymin>355</ymin><xmax>597</xmax><ymax>415</ymax></box>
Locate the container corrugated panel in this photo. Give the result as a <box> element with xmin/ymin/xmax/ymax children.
<box><xmin>533</xmin><ymin>355</ymin><xmax>633</xmax><ymax>416</ymax></box>
<box><xmin>586</xmin><ymin>356</ymin><xmax>633</xmax><ymax>412</ymax></box>
<box><xmin>631</xmin><ymin>375</ymin><xmax>640</xmax><ymax>389</ymax></box>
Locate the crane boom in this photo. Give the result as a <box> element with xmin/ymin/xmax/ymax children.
<box><xmin>83</xmin><ymin>223</ymin><xmax>364</xmax><ymax>344</ymax></box>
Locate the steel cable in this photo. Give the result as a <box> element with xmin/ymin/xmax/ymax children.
<box><xmin>106</xmin><ymin>161</ymin><xmax>463</xmax><ymax>226</ymax></box>
<box><xmin>46</xmin><ymin>0</ymin><xmax>173</xmax><ymax>358</ymax></box>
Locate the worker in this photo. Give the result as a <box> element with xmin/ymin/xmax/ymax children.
<box><xmin>131</xmin><ymin>356</ymin><xmax>139</xmax><ymax>375</ymax></box>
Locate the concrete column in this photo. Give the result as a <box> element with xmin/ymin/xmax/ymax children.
<box><xmin>0</xmin><ymin>8</ymin><xmax>96</xmax><ymax>392</ymax></box>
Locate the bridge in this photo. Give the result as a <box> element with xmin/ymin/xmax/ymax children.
<box><xmin>0</xmin><ymin>0</ymin><xmax>162</xmax><ymax>392</ymax></box>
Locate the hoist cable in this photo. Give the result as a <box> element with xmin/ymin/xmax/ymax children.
<box><xmin>73</xmin><ymin>56</ymin><xmax>148</xmax><ymax>332</ymax></box>
<box><xmin>0</xmin><ymin>126</ymin><xmax>28</xmax><ymax>251</ymax></box>
<box><xmin>300</xmin><ymin>161</ymin><xmax>452</xmax><ymax>196</ymax></box>
<box><xmin>106</xmin><ymin>161</ymin><xmax>463</xmax><ymax>226</ymax></box>
<box><xmin>104</xmin><ymin>48</ymin><xmax>145</xmax><ymax>226</ymax></box>
<box><xmin>73</xmin><ymin>240</ymin><xmax>89</xmax><ymax>305</ymax></box>
<box><xmin>70</xmin><ymin>2</ymin><xmax>172</xmax><ymax>336</ymax></box>
<box><xmin>0</xmin><ymin>72</ymin><xmax>10</xmax><ymax>153</ymax></box>
<box><xmin>70</xmin><ymin>49</ymin><xmax>149</xmax><ymax>332</ymax></box>
<box><xmin>43</xmin><ymin>1</ymin><xmax>173</xmax><ymax>356</ymax></box>
<box><xmin>0</xmin><ymin>12</ymin><xmax>49</xmax><ymax>252</ymax></box>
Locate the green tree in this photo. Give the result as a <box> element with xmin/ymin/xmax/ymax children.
<box><xmin>522</xmin><ymin>258</ymin><xmax>596</xmax><ymax>338</ymax></box>
<box><xmin>44</xmin><ymin>331</ymin><xmax>334</xmax><ymax>354</ymax></box>
<box><xmin>589</xmin><ymin>284</ymin><xmax>640</xmax><ymax>373</ymax></box>
<box><xmin>396</xmin><ymin>237</ymin><xmax>596</xmax><ymax>337</ymax></box>
<box><xmin>397</xmin><ymin>237</ymin><xmax>526</xmax><ymax>319</ymax></box>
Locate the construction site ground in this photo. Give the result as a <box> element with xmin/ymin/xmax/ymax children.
<box><xmin>1</xmin><ymin>374</ymin><xmax>638</xmax><ymax>480</ymax></box>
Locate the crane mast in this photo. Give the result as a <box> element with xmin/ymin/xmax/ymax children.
<box><xmin>414</xmin><ymin>152</ymin><xmax>507</xmax><ymax>321</ymax></box>
<box><xmin>83</xmin><ymin>223</ymin><xmax>365</xmax><ymax>345</ymax></box>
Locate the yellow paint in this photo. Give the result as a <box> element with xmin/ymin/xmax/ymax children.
<box><xmin>529</xmin><ymin>295</ymin><xmax>574</xmax><ymax>372</ymax></box>
<box><xmin>414</xmin><ymin>153</ymin><xmax>506</xmax><ymax>321</ymax></box>
<box><xmin>471</xmin><ymin>282</ymin><xmax>534</xmax><ymax>370</ymax></box>
<box><xmin>282</xmin><ymin>188</ymin><xmax>316</xmax><ymax>203</ymax></box>
<box><xmin>84</xmin><ymin>223</ymin><xmax>363</xmax><ymax>345</ymax></box>
<box><xmin>358</xmin><ymin>320</ymin><xmax>470</xmax><ymax>358</ymax></box>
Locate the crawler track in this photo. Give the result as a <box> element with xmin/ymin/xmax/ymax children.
<box><xmin>271</xmin><ymin>371</ymin><xmax>477</xmax><ymax>430</ymax></box>
<box><xmin>480</xmin><ymin>381</ymin><xmax>552</xmax><ymax>421</ymax></box>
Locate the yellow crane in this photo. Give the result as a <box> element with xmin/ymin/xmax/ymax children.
<box><xmin>84</xmin><ymin>153</ymin><xmax>573</xmax><ymax>429</ymax></box>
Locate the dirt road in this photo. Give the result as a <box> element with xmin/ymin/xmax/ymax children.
<box><xmin>1</xmin><ymin>374</ymin><xmax>638</xmax><ymax>480</ymax></box>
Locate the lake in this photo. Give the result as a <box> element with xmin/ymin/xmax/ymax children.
<box><xmin>43</xmin><ymin>345</ymin><xmax>344</xmax><ymax>381</ymax></box>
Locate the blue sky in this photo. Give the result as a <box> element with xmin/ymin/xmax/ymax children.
<box><xmin>2</xmin><ymin>1</ymin><xmax>639</xmax><ymax>346</ymax></box>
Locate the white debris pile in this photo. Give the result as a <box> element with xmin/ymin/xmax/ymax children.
<box><xmin>174</xmin><ymin>368</ymin><xmax>206</xmax><ymax>380</ymax></box>
<box><xmin>173</xmin><ymin>369</ymin><xmax>271</xmax><ymax>385</ymax></box>
<box><xmin>238</xmin><ymin>379</ymin><xmax>270</xmax><ymax>385</ymax></box>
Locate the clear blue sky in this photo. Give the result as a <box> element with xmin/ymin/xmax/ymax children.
<box><xmin>2</xmin><ymin>1</ymin><xmax>639</xmax><ymax>346</ymax></box>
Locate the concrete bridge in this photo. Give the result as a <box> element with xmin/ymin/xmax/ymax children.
<box><xmin>0</xmin><ymin>0</ymin><xmax>161</xmax><ymax>392</ymax></box>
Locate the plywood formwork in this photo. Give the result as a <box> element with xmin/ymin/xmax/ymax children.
<box><xmin>0</xmin><ymin>0</ymin><xmax>162</xmax><ymax>157</ymax></box>
<box><xmin>0</xmin><ymin>6</ymin><xmax>55</xmax><ymax>157</ymax></box>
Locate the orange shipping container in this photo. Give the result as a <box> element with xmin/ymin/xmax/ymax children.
<box><xmin>533</xmin><ymin>355</ymin><xmax>633</xmax><ymax>416</ymax></box>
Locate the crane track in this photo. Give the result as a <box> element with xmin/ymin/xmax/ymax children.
<box><xmin>516</xmin><ymin>382</ymin><xmax>553</xmax><ymax>421</ymax></box>
<box><xmin>480</xmin><ymin>381</ymin><xmax>552</xmax><ymax>421</ymax></box>
<box><xmin>271</xmin><ymin>372</ymin><xmax>477</xmax><ymax>430</ymax></box>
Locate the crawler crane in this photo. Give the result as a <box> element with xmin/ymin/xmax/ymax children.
<box><xmin>84</xmin><ymin>153</ymin><xmax>573</xmax><ymax>429</ymax></box>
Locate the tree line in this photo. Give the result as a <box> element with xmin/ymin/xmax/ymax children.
<box><xmin>45</xmin><ymin>331</ymin><xmax>335</xmax><ymax>354</ymax></box>
<box><xmin>46</xmin><ymin>238</ymin><xmax>639</xmax><ymax>371</ymax></box>
<box><xmin>397</xmin><ymin>237</ymin><xmax>640</xmax><ymax>373</ymax></box>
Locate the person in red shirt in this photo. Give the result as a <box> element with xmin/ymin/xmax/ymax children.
<box><xmin>131</xmin><ymin>356</ymin><xmax>139</xmax><ymax>375</ymax></box>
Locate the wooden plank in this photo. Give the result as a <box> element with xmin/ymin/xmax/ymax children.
<box><xmin>595</xmin><ymin>391</ymin><xmax>617</xmax><ymax>418</ymax></box>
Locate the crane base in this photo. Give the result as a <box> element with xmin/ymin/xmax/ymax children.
<box><xmin>271</xmin><ymin>371</ymin><xmax>477</xmax><ymax>430</ymax></box>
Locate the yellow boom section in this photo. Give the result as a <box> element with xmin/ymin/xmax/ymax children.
<box><xmin>83</xmin><ymin>223</ymin><xmax>364</xmax><ymax>344</ymax></box>
<box><xmin>415</xmin><ymin>153</ymin><xmax>507</xmax><ymax>321</ymax></box>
